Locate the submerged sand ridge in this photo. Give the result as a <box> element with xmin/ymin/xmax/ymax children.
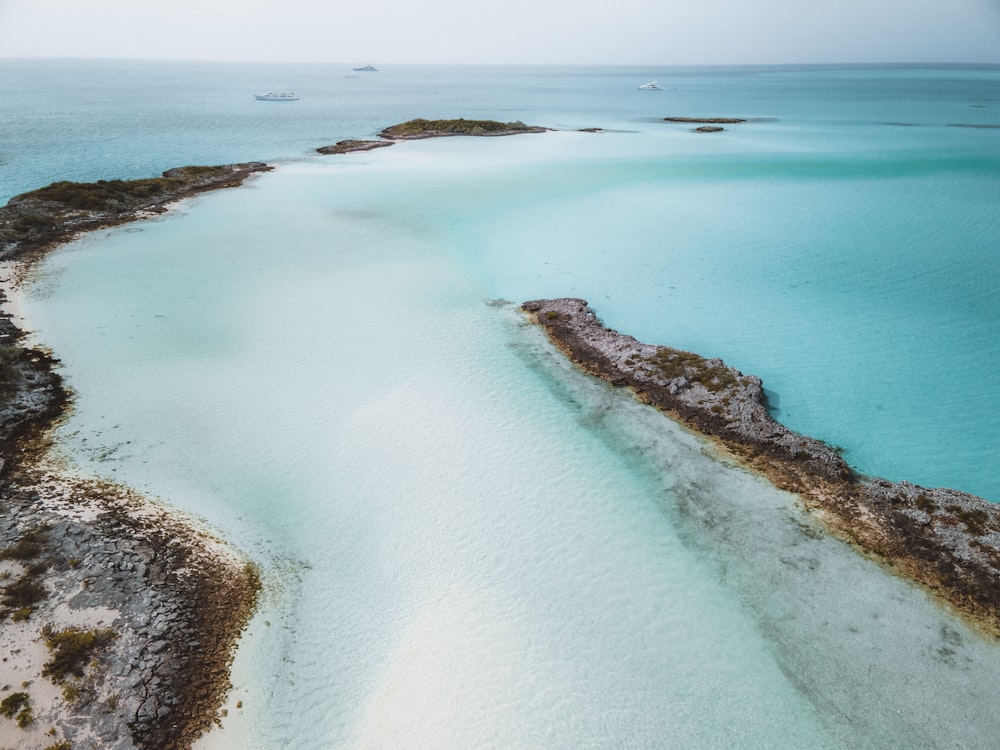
<box><xmin>522</xmin><ymin>298</ymin><xmax>1000</xmax><ymax>636</ymax></box>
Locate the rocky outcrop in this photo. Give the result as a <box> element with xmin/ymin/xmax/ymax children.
<box><xmin>523</xmin><ymin>297</ymin><xmax>1000</xmax><ymax>635</ymax></box>
<box><xmin>378</xmin><ymin>118</ymin><xmax>548</xmax><ymax>140</ymax></box>
<box><xmin>0</xmin><ymin>163</ymin><xmax>272</xmax><ymax>266</ymax></box>
<box><xmin>316</xmin><ymin>139</ymin><xmax>395</xmax><ymax>155</ymax></box>
<box><xmin>663</xmin><ymin>117</ymin><xmax>746</xmax><ymax>124</ymax></box>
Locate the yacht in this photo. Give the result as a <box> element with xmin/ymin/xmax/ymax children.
<box><xmin>254</xmin><ymin>91</ymin><xmax>299</xmax><ymax>101</ymax></box>
<box><xmin>638</xmin><ymin>81</ymin><xmax>663</xmax><ymax>90</ymax></box>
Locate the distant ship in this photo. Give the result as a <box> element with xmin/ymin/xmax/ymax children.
<box><xmin>353</xmin><ymin>65</ymin><xmax>378</xmax><ymax>72</ymax></box>
<box><xmin>638</xmin><ymin>81</ymin><xmax>663</xmax><ymax>90</ymax></box>
<box><xmin>254</xmin><ymin>91</ymin><xmax>299</xmax><ymax>101</ymax></box>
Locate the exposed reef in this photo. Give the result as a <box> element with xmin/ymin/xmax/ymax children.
<box><xmin>0</xmin><ymin>166</ymin><xmax>267</xmax><ymax>749</ymax></box>
<box><xmin>664</xmin><ymin>117</ymin><xmax>747</xmax><ymax>124</ymax></box>
<box><xmin>316</xmin><ymin>139</ymin><xmax>395</xmax><ymax>155</ymax></box>
<box><xmin>522</xmin><ymin>298</ymin><xmax>1000</xmax><ymax>636</ymax></box>
<box><xmin>0</xmin><ymin>163</ymin><xmax>272</xmax><ymax>267</ymax></box>
<box><xmin>694</xmin><ymin>126</ymin><xmax>726</xmax><ymax>133</ymax></box>
<box><xmin>378</xmin><ymin>118</ymin><xmax>548</xmax><ymax>140</ymax></box>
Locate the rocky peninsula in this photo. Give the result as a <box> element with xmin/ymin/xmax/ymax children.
<box><xmin>0</xmin><ymin>164</ymin><xmax>268</xmax><ymax>750</ymax></box>
<box><xmin>523</xmin><ymin>298</ymin><xmax>1000</xmax><ymax>636</ymax></box>
<box><xmin>0</xmin><ymin>163</ymin><xmax>271</xmax><ymax>269</ymax></box>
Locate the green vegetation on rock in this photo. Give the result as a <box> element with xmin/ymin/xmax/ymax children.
<box><xmin>380</xmin><ymin>118</ymin><xmax>541</xmax><ymax>139</ymax></box>
<box><xmin>0</xmin><ymin>690</ymin><xmax>33</xmax><ymax>728</ymax></box>
<box><xmin>946</xmin><ymin>505</ymin><xmax>990</xmax><ymax>536</ymax></box>
<box><xmin>646</xmin><ymin>347</ymin><xmax>738</xmax><ymax>393</ymax></box>
<box><xmin>1</xmin><ymin>561</ymin><xmax>48</xmax><ymax>620</ymax></box>
<box><xmin>0</xmin><ymin>526</ymin><xmax>48</xmax><ymax>561</ymax></box>
<box><xmin>16</xmin><ymin>165</ymin><xmax>240</xmax><ymax>213</ymax></box>
<box><xmin>0</xmin><ymin>162</ymin><xmax>269</xmax><ymax>260</ymax></box>
<box><xmin>42</xmin><ymin>627</ymin><xmax>117</xmax><ymax>683</ymax></box>
<box><xmin>0</xmin><ymin>691</ymin><xmax>30</xmax><ymax>719</ymax></box>
<box><xmin>23</xmin><ymin>178</ymin><xmax>168</xmax><ymax>211</ymax></box>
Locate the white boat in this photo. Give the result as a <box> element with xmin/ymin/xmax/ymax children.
<box><xmin>254</xmin><ymin>91</ymin><xmax>299</xmax><ymax>101</ymax></box>
<box><xmin>638</xmin><ymin>81</ymin><xmax>663</xmax><ymax>90</ymax></box>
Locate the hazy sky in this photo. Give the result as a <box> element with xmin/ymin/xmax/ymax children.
<box><xmin>1</xmin><ymin>0</ymin><xmax>998</xmax><ymax>65</ymax></box>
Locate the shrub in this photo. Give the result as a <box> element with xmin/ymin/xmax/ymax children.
<box><xmin>42</xmin><ymin>627</ymin><xmax>116</xmax><ymax>682</ymax></box>
<box><xmin>1</xmin><ymin>572</ymin><xmax>47</xmax><ymax>616</ymax></box>
<box><xmin>646</xmin><ymin>347</ymin><xmax>738</xmax><ymax>392</ymax></box>
<box><xmin>16</xmin><ymin>705</ymin><xmax>33</xmax><ymax>728</ymax></box>
<box><xmin>914</xmin><ymin>494</ymin><xmax>938</xmax><ymax>513</ymax></box>
<box><xmin>0</xmin><ymin>526</ymin><xmax>48</xmax><ymax>561</ymax></box>
<box><xmin>0</xmin><ymin>691</ymin><xmax>29</xmax><ymax>719</ymax></box>
<box><xmin>945</xmin><ymin>505</ymin><xmax>989</xmax><ymax>535</ymax></box>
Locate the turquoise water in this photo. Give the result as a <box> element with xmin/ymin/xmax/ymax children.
<box><xmin>5</xmin><ymin>61</ymin><xmax>1000</xmax><ymax>747</ymax></box>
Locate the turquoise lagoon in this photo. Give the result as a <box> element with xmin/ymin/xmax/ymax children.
<box><xmin>4</xmin><ymin>61</ymin><xmax>1000</xmax><ymax>747</ymax></box>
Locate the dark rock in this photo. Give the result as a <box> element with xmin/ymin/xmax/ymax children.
<box><xmin>316</xmin><ymin>139</ymin><xmax>395</xmax><ymax>155</ymax></box>
<box><xmin>664</xmin><ymin>116</ymin><xmax>746</xmax><ymax>124</ymax></box>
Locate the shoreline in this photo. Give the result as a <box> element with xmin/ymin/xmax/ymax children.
<box><xmin>0</xmin><ymin>163</ymin><xmax>272</xmax><ymax>273</ymax></box>
<box><xmin>0</xmin><ymin>164</ymin><xmax>268</xmax><ymax>749</ymax></box>
<box><xmin>522</xmin><ymin>298</ymin><xmax>1000</xmax><ymax>637</ymax></box>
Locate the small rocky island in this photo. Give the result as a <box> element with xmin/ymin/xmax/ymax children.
<box><xmin>663</xmin><ymin>117</ymin><xmax>747</xmax><ymax>124</ymax></box>
<box><xmin>523</xmin><ymin>298</ymin><xmax>1000</xmax><ymax>636</ymax></box>
<box><xmin>0</xmin><ymin>165</ymin><xmax>268</xmax><ymax>749</ymax></box>
<box><xmin>379</xmin><ymin>118</ymin><xmax>548</xmax><ymax>140</ymax></box>
<box><xmin>663</xmin><ymin>117</ymin><xmax>747</xmax><ymax>133</ymax></box>
<box><xmin>317</xmin><ymin>118</ymin><xmax>548</xmax><ymax>154</ymax></box>
<box><xmin>315</xmin><ymin>139</ymin><xmax>396</xmax><ymax>155</ymax></box>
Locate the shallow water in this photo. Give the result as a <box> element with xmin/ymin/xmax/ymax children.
<box><xmin>7</xmin><ymin>62</ymin><xmax>1000</xmax><ymax>747</ymax></box>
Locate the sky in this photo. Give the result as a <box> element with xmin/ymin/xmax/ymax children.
<box><xmin>0</xmin><ymin>0</ymin><xmax>998</xmax><ymax>65</ymax></box>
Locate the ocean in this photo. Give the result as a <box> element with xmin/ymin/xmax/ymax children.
<box><xmin>3</xmin><ymin>59</ymin><xmax>1000</xmax><ymax>748</ymax></box>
